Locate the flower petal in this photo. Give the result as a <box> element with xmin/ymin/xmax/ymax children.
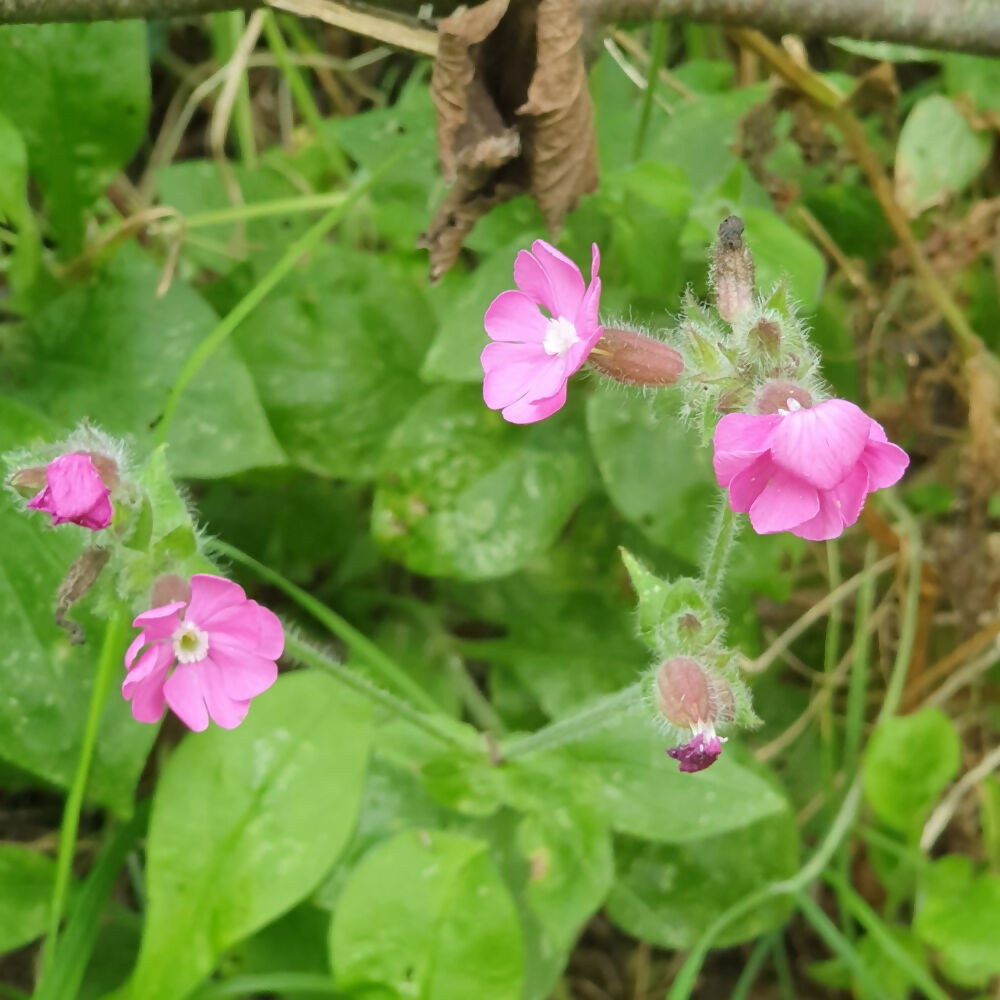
<box><xmin>198</xmin><ymin>661</ymin><xmax>251</xmax><ymax>729</ymax></box>
<box><xmin>769</xmin><ymin>399</ymin><xmax>871</xmax><ymax>490</ymax></box>
<box><xmin>862</xmin><ymin>439</ymin><xmax>909</xmax><ymax>490</ymax></box>
<box><xmin>501</xmin><ymin>384</ymin><xmax>568</xmax><ymax>424</ymax></box>
<box><xmin>132</xmin><ymin>602</ymin><xmax>185</xmax><ymax>639</ymax></box>
<box><xmin>513</xmin><ymin>249</ymin><xmax>558</xmax><ymax>314</ymax></box>
<box><xmin>712</xmin><ymin>412</ymin><xmax>781</xmax><ymax>486</ymax></box>
<box><xmin>186</xmin><ymin>574</ymin><xmax>246</xmax><ymax>626</ymax></box>
<box><xmin>38</xmin><ymin>453</ymin><xmax>110</xmax><ymax>524</ymax></box>
<box><xmin>484</xmin><ymin>290</ymin><xmax>548</xmax><ymax>344</ymax></box>
<box><xmin>481</xmin><ymin>340</ymin><xmax>547</xmax><ymax>376</ymax></box>
<box><xmin>748</xmin><ymin>470</ymin><xmax>820</xmax><ymax>534</ymax></box>
<box><xmin>122</xmin><ymin>645</ymin><xmax>173</xmax><ymax>724</ymax></box>
<box><xmin>726</xmin><ymin>454</ymin><xmax>773</xmax><ymax>513</ymax></box>
<box><xmin>485</xmin><ymin>355</ymin><xmax>565</xmax><ymax>412</ymax></box>
<box><xmin>530</xmin><ymin>240</ymin><xmax>586</xmax><ymax>319</ymax></box>
<box><xmin>208</xmin><ymin>644</ymin><xmax>279</xmax><ymax>700</ymax></box>
<box><xmin>163</xmin><ymin>664</ymin><xmax>210</xmax><ymax>732</ymax></box>
<box><xmin>666</xmin><ymin>732</ymin><xmax>723</xmax><ymax>773</ymax></box>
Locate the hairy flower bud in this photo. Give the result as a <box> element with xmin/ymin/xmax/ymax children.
<box><xmin>655</xmin><ymin>656</ymin><xmax>711</xmax><ymax>729</ymax></box>
<box><xmin>754</xmin><ymin>379</ymin><xmax>813</xmax><ymax>415</ymax></box>
<box><xmin>151</xmin><ymin>574</ymin><xmax>192</xmax><ymax>607</ymax></box>
<box><xmin>588</xmin><ymin>327</ymin><xmax>684</xmax><ymax>387</ymax></box>
<box><xmin>712</xmin><ymin>215</ymin><xmax>755</xmax><ymax>324</ymax></box>
<box><xmin>655</xmin><ymin>656</ymin><xmax>730</xmax><ymax>773</ymax></box>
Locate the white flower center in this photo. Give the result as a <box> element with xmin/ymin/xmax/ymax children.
<box><xmin>172</xmin><ymin>620</ymin><xmax>209</xmax><ymax>664</ymax></box>
<box><xmin>542</xmin><ymin>316</ymin><xmax>579</xmax><ymax>357</ymax></box>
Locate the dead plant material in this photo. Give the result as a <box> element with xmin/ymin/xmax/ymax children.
<box><xmin>421</xmin><ymin>0</ymin><xmax>599</xmax><ymax>281</ymax></box>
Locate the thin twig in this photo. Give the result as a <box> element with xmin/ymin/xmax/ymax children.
<box><xmin>920</xmin><ymin>744</ymin><xmax>1000</xmax><ymax>852</ymax></box>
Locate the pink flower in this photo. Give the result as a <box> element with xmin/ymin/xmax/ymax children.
<box><xmin>667</xmin><ymin>730</ymin><xmax>725</xmax><ymax>773</ymax></box>
<box><xmin>26</xmin><ymin>453</ymin><xmax>113</xmax><ymax>531</ymax></box>
<box><xmin>122</xmin><ymin>574</ymin><xmax>283</xmax><ymax>732</ymax></box>
<box><xmin>482</xmin><ymin>240</ymin><xmax>602</xmax><ymax>424</ymax></box>
<box><xmin>714</xmin><ymin>397</ymin><xmax>909</xmax><ymax>541</ymax></box>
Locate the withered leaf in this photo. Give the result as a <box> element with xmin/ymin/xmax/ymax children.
<box><xmin>422</xmin><ymin>0</ymin><xmax>599</xmax><ymax>280</ymax></box>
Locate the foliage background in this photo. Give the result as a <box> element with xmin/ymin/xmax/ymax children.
<box><xmin>0</xmin><ymin>10</ymin><xmax>998</xmax><ymax>1000</ymax></box>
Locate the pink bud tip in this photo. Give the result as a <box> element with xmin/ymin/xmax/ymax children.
<box><xmin>26</xmin><ymin>453</ymin><xmax>114</xmax><ymax>531</ymax></box>
<box><xmin>667</xmin><ymin>731</ymin><xmax>724</xmax><ymax>772</ymax></box>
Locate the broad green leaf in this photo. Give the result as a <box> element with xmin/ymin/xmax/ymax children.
<box><xmin>914</xmin><ymin>855</ymin><xmax>1000</xmax><ymax>987</ymax></box>
<box><xmin>565</xmin><ymin>717</ymin><xmax>786</xmax><ymax>842</ymax></box>
<box><xmin>372</xmin><ymin>386</ymin><xmax>591</xmax><ymax>580</ymax></box>
<box><xmin>587</xmin><ymin>386</ymin><xmax>716</xmax><ymax>565</ymax></box>
<box><xmin>330</xmin><ymin>830</ymin><xmax>524</xmax><ymax>1000</ymax></box>
<box><xmin>0</xmin><ymin>398</ymin><xmax>156</xmax><ymax>814</ymax></box>
<box><xmin>0</xmin><ymin>22</ymin><xmax>149</xmax><ymax>253</ymax></box>
<box><xmin>237</xmin><ymin>244</ymin><xmax>433</xmax><ymax>480</ymax></box>
<box><xmin>944</xmin><ymin>54</ymin><xmax>1000</xmax><ymax>114</ymax></box>
<box><xmin>512</xmin><ymin>801</ymin><xmax>613</xmax><ymax>999</ymax></box>
<box><xmin>422</xmin><ymin>242</ymin><xmax>527</xmax><ymax>384</ymax></box>
<box><xmin>7</xmin><ymin>247</ymin><xmax>286</xmax><ymax>479</ymax></box>
<box><xmin>741</xmin><ymin>206</ymin><xmax>826</xmax><ymax>312</ymax></box>
<box><xmin>862</xmin><ymin>708</ymin><xmax>960</xmax><ymax>835</ymax></box>
<box><xmin>0</xmin><ymin>844</ymin><xmax>57</xmax><ymax>952</ymax></box>
<box><xmin>120</xmin><ymin>671</ymin><xmax>372</xmax><ymax>1000</ymax></box>
<box><xmin>607</xmin><ymin>803</ymin><xmax>797</xmax><ymax>948</ymax></box>
<box><xmin>895</xmin><ymin>95</ymin><xmax>992</xmax><ymax>216</ymax></box>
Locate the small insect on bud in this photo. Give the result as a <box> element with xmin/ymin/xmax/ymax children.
<box><xmin>588</xmin><ymin>327</ymin><xmax>684</xmax><ymax>387</ymax></box>
<box><xmin>654</xmin><ymin>657</ymin><xmax>730</xmax><ymax>773</ymax></box>
<box><xmin>754</xmin><ymin>379</ymin><xmax>813</xmax><ymax>415</ymax></box>
<box><xmin>712</xmin><ymin>215</ymin><xmax>755</xmax><ymax>324</ymax></box>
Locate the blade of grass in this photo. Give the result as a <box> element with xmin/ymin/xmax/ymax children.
<box><xmin>35</xmin><ymin>801</ymin><xmax>150</xmax><ymax>1000</ymax></box>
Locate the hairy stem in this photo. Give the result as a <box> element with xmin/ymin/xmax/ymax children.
<box><xmin>500</xmin><ymin>682</ymin><xmax>644</xmax><ymax>760</ymax></box>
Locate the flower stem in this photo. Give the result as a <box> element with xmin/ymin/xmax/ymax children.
<box><xmin>40</xmin><ymin>606</ymin><xmax>129</xmax><ymax>977</ymax></box>
<box><xmin>284</xmin><ymin>634</ymin><xmax>476</xmax><ymax>753</ymax></box>
<box><xmin>206</xmin><ymin>537</ymin><xmax>445</xmax><ymax>717</ymax></box>
<box><xmin>701</xmin><ymin>501</ymin><xmax>738</xmax><ymax>599</ymax></box>
<box><xmin>500</xmin><ymin>682</ymin><xmax>644</xmax><ymax>760</ymax></box>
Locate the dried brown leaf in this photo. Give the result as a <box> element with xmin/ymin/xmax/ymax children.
<box><xmin>423</xmin><ymin>0</ymin><xmax>599</xmax><ymax>279</ymax></box>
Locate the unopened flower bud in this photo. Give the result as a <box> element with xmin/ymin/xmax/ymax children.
<box><xmin>151</xmin><ymin>574</ymin><xmax>192</xmax><ymax>607</ymax></box>
<box><xmin>748</xmin><ymin>317</ymin><xmax>781</xmax><ymax>357</ymax></box>
<box><xmin>754</xmin><ymin>379</ymin><xmax>813</xmax><ymax>415</ymax></box>
<box><xmin>712</xmin><ymin>215</ymin><xmax>755</xmax><ymax>324</ymax></box>
<box><xmin>655</xmin><ymin>657</ymin><xmax>711</xmax><ymax>730</ymax></box>
<box><xmin>55</xmin><ymin>547</ymin><xmax>111</xmax><ymax>644</ymax></box>
<box><xmin>24</xmin><ymin>452</ymin><xmax>117</xmax><ymax>531</ymax></box>
<box><xmin>655</xmin><ymin>656</ymin><xmax>730</xmax><ymax>774</ymax></box>
<box><xmin>588</xmin><ymin>327</ymin><xmax>684</xmax><ymax>387</ymax></box>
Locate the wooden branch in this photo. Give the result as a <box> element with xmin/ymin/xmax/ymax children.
<box><xmin>578</xmin><ymin>0</ymin><xmax>1000</xmax><ymax>57</ymax></box>
<box><xmin>2</xmin><ymin>0</ymin><xmax>1000</xmax><ymax>59</ymax></box>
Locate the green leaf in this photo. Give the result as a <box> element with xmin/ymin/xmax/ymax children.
<box><xmin>0</xmin><ymin>111</ymin><xmax>40</xmax><ymax>302</ymax></box>
<box><xmin>914</xmin><ymin>855</ymin><xmax>1000</xmax><ymax>988</ymax></box>
<box><xmin>8</xmin><ymin>247</ymin><xmax>286</xmax><ymax>479</ymax></box>
<box><xmin>513</xmin><ymin>802</ymin><xmax>613</xmax><ymax>999</ymax></box>
<box><xmin>565</xmin><ymin>718</ymin><xmax>787</xmax><ymax>842</ymax></box>
<box><xmin>0</xmin><ymin>22</ymin><xmax>149</xmax><ymax>254</ymax></box>
<box><xmin>422</xmin><ymin>243</ymin><xmax>527</xmax><ymax>384</ymax></box>
<box><xmin>830</xmin><ymin>38</ymin><xmax>941</xmax><ymax>62</ymax></box>
<box><xmin>330</xmin><ymin>829</ymin><xmax>524</xmax><ymax>1000</ymax></box>
<box><xmin>0</xmin><ymin>398</ymin><xmax>156</xmax><ymax>814</ymax></box>
<box><xmin>119</xmin><ymin>671</ymin><xmax>372</xmax><ymax>1000</ymax></box>
<box><xmin>741</xmin><ymin>206</ymin><xmax>826</xmax><ymax>312</ymax></box>
<box><xmin>588</xmin><ymin>386</ymin><xmax>716</xmax><ymax>565</ymax></box>
<box><xmin>606</xmin><ymin>803</ymin><xmax>798</xmax><ymax>948</ymax></box>
<box><xmin>372</xmin><ymin>386</ymin><xmax>590</xmax><ymax>580</ymax></box>
<box><xmin>895</xmin><ymin>95</ymin><xmax>992</xmax><ymax>216</ymax></box>
<box><xmin>862</xmin><ymin>708</ymin><xmax>961</xmax><ymax>835</ymax></box>
<box><xmin>944</xmin><ymin>54</ymin><xmax>1000</xmax><ymax>114</ymax></box>
<box><xmin>236</xmin><ymin>244</ymin><xmax>433</xmax><ymax>479</ymax></box>
<box><xmin>0</xmin><ymin>844</ymin><xmax>57</xmax><ymax>952</ymax></box>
